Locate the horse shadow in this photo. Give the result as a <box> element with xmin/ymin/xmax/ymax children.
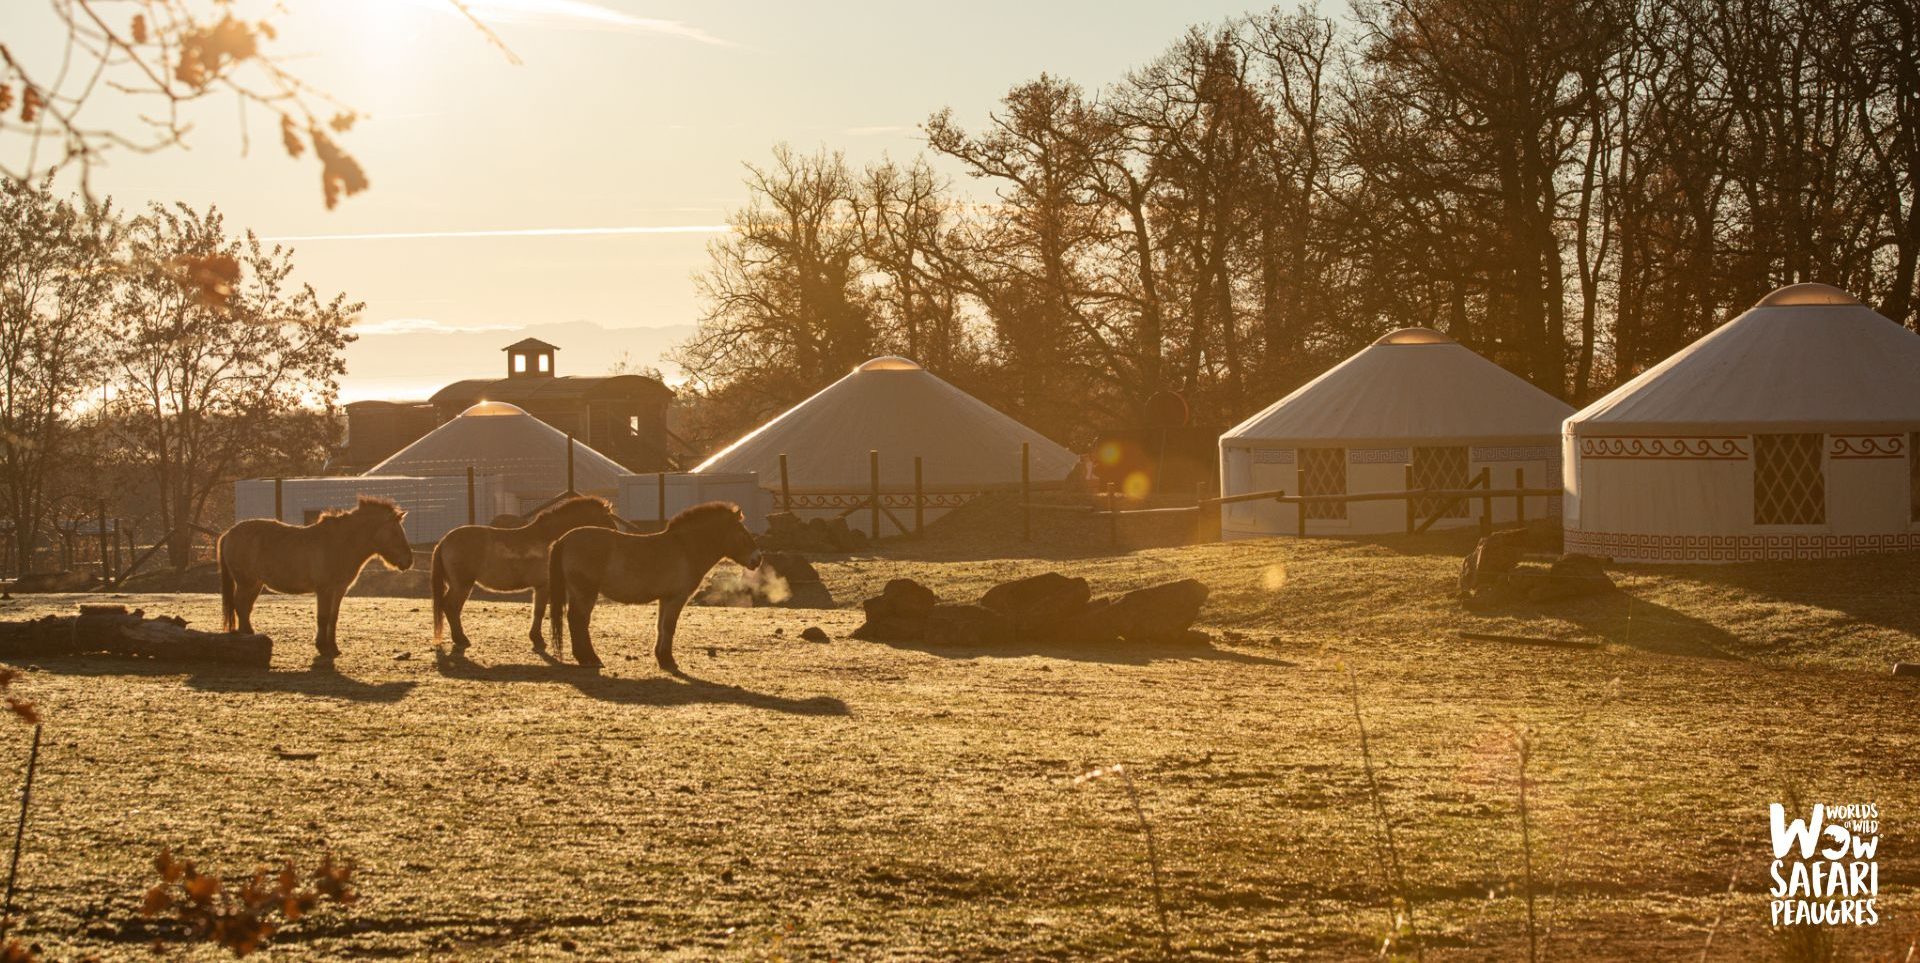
<box><xmin>11</xmin><ymin>654</ymin><xmax>417</xmax><ymax>704</ymax></box>
<box><xmin>874</xmin><ymin>633</ymin><xmax>1296</xmax><ymax>668</ymax></box>
<box><xmin>431</xmin><ymin>648</ymin><xmax>850</xmax><ymax>717</ymax></box>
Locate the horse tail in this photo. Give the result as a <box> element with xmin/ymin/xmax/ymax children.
<box><xmin>218</xmin><ymin>535</ymin><xmax>238</xmax><ymax>632</ymax></box>
<box><xmin>430</xmin><ymin>543</ymin><xmax>448</xmax><ymax>641</ymax></box>
<box><xmin>548</xmin><ymin>534</ymin><xmax>568</xmax><ymax>646</ymax></box>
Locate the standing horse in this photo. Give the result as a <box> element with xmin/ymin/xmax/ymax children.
<box><xmin>430</xmin><ymin>494</ymin><xmax>622</xmax><ymax>654</ymax></box>
<box><xmin>218</xmin><ymin>496</ymin><xmax>414</xmax><ymax>657</ymax></box>
<box><xmin>547</xmin><ymin>501</ymin><xmax>762</xmax><ymax>671</ymax></box>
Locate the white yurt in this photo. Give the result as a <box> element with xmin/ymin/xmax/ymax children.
<box><xmin>370</xmin><ymin>401</ymin><xmax>629</xmax><ymax>509</ymax></box>
<box><xmin>1219</xmin><ymin>328</ymin><xmax>1575</xmax><ymax>538</ymax></box>
<box><xmin>1564</xmin><ymin>283</ymin><xmax>1920</xmax><ymax>562</ymax></box>
<box><xmin>692</xmin><ymin>356</ymin><xmax>1077</xmax><ymax>533</ymax></box>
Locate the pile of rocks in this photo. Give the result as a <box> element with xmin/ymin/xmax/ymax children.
<box><xmin>1459</xmin><ymin>528</ymin><xmax>1613</xmax><ymax>603</ymax></box>
<box><xmin>852</xmin><ymin>572</ymin><xmax>1210</xmax><ymax>647</ymax></box>
<box><xmin>762</xmin><ymin>512</ymin><xmax>871</xmax><ymax>553</ymax></box>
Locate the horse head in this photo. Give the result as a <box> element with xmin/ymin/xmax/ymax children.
<box><xmin>668</xmin><ymin>501</ymin><xmax>761</xmax><ymax>570</ymax></box>
<box><xmin>356</xmin><ymin>496</ymin><xmax>414</xmax><ymax>570</ymax></box>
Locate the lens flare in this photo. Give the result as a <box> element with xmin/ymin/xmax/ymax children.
<box><xmin>1122</xmin><ymin>471</ymin><xmax>1152</xmax><ymax>499</ymax></box>
<box><xmin>1260</xmin><ymin>563</ymin><xmax>1288</xmax><ymax>592</ymax></box>
<box><xmin>1096</xmin><ymin>441</ymin><xmax>1124</xmax><ymax>467</ymax></box>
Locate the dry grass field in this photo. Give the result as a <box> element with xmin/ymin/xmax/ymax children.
<box><xmin>1</xmin><ymin>529</ymin><xmax>1917</xmax><ymax>959</ymax></box>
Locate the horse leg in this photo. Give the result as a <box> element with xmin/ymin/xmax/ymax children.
<box><xmin>443</xmin><ymin>576</ymin><xmax>475</xmax><ymax>653</ymax></box>
<box><xmin>529</xmin><ymin>584</ymin><xmax>548</xmax><ymax>653</ymax></box>
<box><xmin>315</xmin><ymin>586</ymin><xmax>343</xmax><ymax>657</ymax></box>
<box><xmin>567</xmin><ymin>584</ymin><xmax>602</xmax><ymax>668</ymax></box>
<box><xmin>234</xmin><ymin>579</ymin><xmax>263</xmax><ymax>635</ymax></box>
<box><xmin>654</xmin><ymin>592</ymin><xmax>690</xmax><ymax>673</ymax></box>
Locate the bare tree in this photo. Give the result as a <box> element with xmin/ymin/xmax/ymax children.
<box><xmin>108</xmin><ymin>203</ymin><xmax>355</xmax><ymax>568</ymax></box>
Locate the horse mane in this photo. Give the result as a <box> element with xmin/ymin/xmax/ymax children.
<box><xmin>527</xmin><ymin>494</ymin><xmax>614</xmax><ymax>526</ymax></box>
<box><xmin>665</xmin><ymin>501</ymin><xmax>743</xmax><ymax>532</ymax></box>
<box><xmin>317</xmin><ymin>495</ymin><xmax>403</xmax><ymax>526</ymax></box>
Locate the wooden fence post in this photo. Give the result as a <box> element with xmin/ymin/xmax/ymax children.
<box><xmin>1021</xmin><ymin>442</ymin><xmax>1031</xmax><ymax>542</ymax></box>
<box><xmin>1295</xmin><ymin>465</ymin><xmax>1308</xmax><ymax>537</ymax></box>
<box><xmin>869</xmin><ymin>449</ymin><xmax>881</xmax><ymax>538</ymax></box>
<box><xmin>97</xmin><ymin>501</ymin><xmax>109</xmax><ymax>586</ymax></box>
<box><xmin>273</xmin><ymin>477</ymin><xmax>283</xmax><ymax>522</ymax></box>
<box><xmin>1195</xmin><ymin>480</ymin><xmax>1208</xmax><ymax>543</ymax></box>
<box><xmin>657</xmin><ymin>472</ymin><xmax>668</xmax><ymax>529</ymax></box>
<box><xmin>1479</xmin><ymin>466</ymin><xmax>1493</xmax><ymax>534</ymax></box>
<box><xmin>1404</xmin><ymin>464</ymin><xmax>1416</xmax><ymax>534</ymax></box>
<box><xmin>111</xmin><ymin>520</ymin><xmax>122</xmax><ymax>583</ymax></box>
<box><xmin>466</xmin><ymin>466</ymin><xmax>476</xmax><ymax>525</ymax></box>
<box><xmin>913</xmin><ymin>456</ymin><xmax>924</xmax><ymax>538</ymax></box>
<box><xmin>778</xmin><ymin>453</ymin><xmax>791</xmax><ymax>512</ymax></box>
<box><xmin>1515</xmin><ymin>467</ymin><xmax>1526</xmax><ymax>525</ymax></box>
<box><xmin>566</xmin><ymin>434</ymin><xmax>577</xmax><ymax>494</ymax></box>
<box><xmin>1107</xmin><ymin>483</ymin><xmax>1119</xmax><ymax>549</ymax></box>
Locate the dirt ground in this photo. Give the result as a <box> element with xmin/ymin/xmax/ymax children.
<box><xmin>1</xmin><ymin>531</ymin><xmax>1917</xmax><ymax>959</ymax></box>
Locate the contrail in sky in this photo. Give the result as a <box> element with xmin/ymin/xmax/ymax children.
<box><xmin>263</xmin><ymin>225</ymin><xmax>731</xmax><ymax>242</ymax></box>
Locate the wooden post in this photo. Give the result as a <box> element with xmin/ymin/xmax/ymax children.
<box><xmin>111</xmin><ymin>520</ymin><xmax>122</xmax><ymax>584</ymax></box>
<box><xmin>1021</xmin><ymin>442</ymin><xmax>1031</xmax><ymax>542</ymax></box>
<box><xmin>657</xmin><ymin>472</ymin><xmax>668</xmax><ymax>528</ymax></box>
<box><xmin>778</xmin><ymin>453</ymin><xmax>792</xmax><ymax>512</ymax></box>
<box><xmin>1404</xmin><ymin>464</ymin><xmax>1416</xmax><ymax>534</ymax></box>
<box><xmin>97</xmin><ymin>501</ymin><xmax>109</xmax><ymax>585</ymax></box>
<box><xmin>1107</xmin><ymin>483</ymin><xmax>1119</xmax><ymax>549</ymax></box>
<box><xmin>869</xmin><ymin>449</ymin><xmax>881</xmax><ymax>538</ymax></box>
<box><xmin>1195</xmin><ymin>480</ymin><xmax>1208</xmax><ymax>543</ymax></box>
<box><xmin>913</xmin><ymin>456</ymin><xmax>925</xmax><ymax>538</ymax></box>
<box><xmin>566</xmin><ymin>434</ymin><xmax>577</xmax><ymax>494</ymax></box>
<box><xmin>466</xmin><ymin>466</ymin><xmax>476</xmax><ymax>525</ymax></box>
<box><xmin>273</xmin><ymin>477</ymin><xmax>283</xmax><ymax>522</ymax></box>
<box><xmin>1296</xmin><ymin>466</ymin><xmax>1308</xmax><ymax>537</ymax></box>
<box><xmin>1479</xmin><ymin>466</ymin><xmax>1493</xmax><ymax>535</ymax></box>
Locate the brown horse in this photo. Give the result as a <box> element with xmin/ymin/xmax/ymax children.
<box><xmin>430</xmin><ymin>494</ymin><xmax>622</xmax><ymax>654</ymax></box>
<box><xmin>218</xmin><ymin>496</ymin><xmax>414</xmax><ymax>657</ymax></box>
<box><xmin>547</xmin><ymin>501</ymin><xmax>762</xmax><ymax>671</ymax></box>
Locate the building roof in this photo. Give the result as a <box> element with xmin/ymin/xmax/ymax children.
<box><xmin>692</xmin><ymin>356</ymin><xmax>1078</xmax><ymax>491</ymax></box>
<box><xmin>1222</xmin><ymin>331</ymin><xmax>1573</xmax><ymax>447</ymax></box>
<box><xmin>368</xmin><ymin>401</ymin><xmax>629</xmax><ymax>494</ymax></box>
<box><xmin>1569</xmin><ymin>283</ymin><xmax>1920</xmax><ymax>433</ymax></box>
<box><xmin>430</xmin><ymin>373</ymin><xmax>673</xmax><ymax>409</ymax></box>
<box><xmin>503</xmin><ymin>337</ymin><xmax>560</xmax><ymax>353</ymax></box>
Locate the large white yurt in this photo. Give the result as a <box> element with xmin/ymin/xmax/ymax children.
<box><xmin>692</xmin><ymin>356</ymin><xmax>1077</xmax><ymax>533</ymax></box>
<box><xmin>1219</xmin><ymin>328</ymin><xmax>1575</xmax><ymax>538</ymax></box>
<box><xmin>1564</xmin><ymin>283</ymin><xmax>1920</xmax><ymax>562</ymax></box>
<box><xmin>370</xmin><ymin>401</ymin><xmax>629</xmax><ymax>509</ymax></box>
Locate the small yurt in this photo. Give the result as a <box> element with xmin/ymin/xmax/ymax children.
<box><xmin>1564</xmin><ymin>283</ymin><xmax>1920</xmax><ymax>562</ymax></box>
<box><xmin>1219</xmin><ymin>328</ymin><xmax>1575</xmax><ymax>538</ymax></box>
<box><xmin>692</xmin><ymin>356</ymin><xmax>1077</xmax><ymax>533</ymax></box>
<box><xmin>370</xmin><ymin>401</ymin><xmax>629</xmax><ymax>510</ymax></box>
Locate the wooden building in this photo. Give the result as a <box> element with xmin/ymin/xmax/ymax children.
<box><xmin>339</xmin><ymin>338</ymin><xmax>678</xmax><ymax>474</ymax></box>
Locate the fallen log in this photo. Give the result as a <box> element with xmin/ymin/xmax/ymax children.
<box><xmin>1457</xmin><ymin>631</ymin><xmax>1602</xmax><ymax>651</ymax></box>
<box><xmin>0</xmin><ymin>604</ymin><xmax>271</xmax><ymax>667</ymax></box>
<box><xmin>1894</xmin><ymin>662</ymin><xmax>1920</xmax><ymax>678</ymax></box>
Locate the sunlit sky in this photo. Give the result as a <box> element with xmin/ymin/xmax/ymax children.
<box><xmin>5</xmin><ymin>0</ymin><xmax>1258</xmax><ymax>400</ymax></box>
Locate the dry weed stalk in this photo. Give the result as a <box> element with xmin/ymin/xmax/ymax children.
<box><xmin>1074</xmin><ymin>764</ymin><xmax>1172</xmax><ymax>958</ymax></box>
<box><xmin>1345</xmin><ymin>664</ymin><xmax>1422</xmax><ymax>961</ymax></box>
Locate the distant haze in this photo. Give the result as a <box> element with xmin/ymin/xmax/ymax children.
<box><xmin>341</xmin><ymin>320</ymin><xmax>694</xmax><ymax>403</ymax></box>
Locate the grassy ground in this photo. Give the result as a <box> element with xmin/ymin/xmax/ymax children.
<box><xmin>0</xmin><ymin>529</ymin><xmax>1916</xmax><ymax>959</ymax></box>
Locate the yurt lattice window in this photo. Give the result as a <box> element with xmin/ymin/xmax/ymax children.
<box><xmin>1411</xmin><ymin>446</ymin><xmax>1469</xmax><ymax>519</ymax></box>
<box><xmin>1753</xmin><ymin>433</ymin><xmax>1825</xmax><ymax>525</ymax></box>
<box><xmin>1300</xmin><ymin>448</ymin><xmax>1346</xmax><ymax>520</ymax></box>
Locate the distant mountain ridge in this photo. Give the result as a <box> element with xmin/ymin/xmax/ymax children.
<box><xmin>341</xmin><ymin>320</ymin><xmax>694</xmax><ymax>403</ymax></box>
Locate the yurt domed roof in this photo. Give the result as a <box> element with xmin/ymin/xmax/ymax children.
<box><xmin>1223</xmin><ymin>332</ymin><xmax>1573</xmax><ymax>446</ymax></box>
<box><xmin>693</xmin><ymin>356</ymin><xmax>1076</xmax><ymax>491</ymax></box>
<box><xmin>1569</xmin><ymin>283</ymin><xmax>1920</xmax><ymax>433</ymax></box>
<box><xmin>368</xmin><ymin>401</ymin><xmax>628</xmax><ymax>493</ymax></box>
